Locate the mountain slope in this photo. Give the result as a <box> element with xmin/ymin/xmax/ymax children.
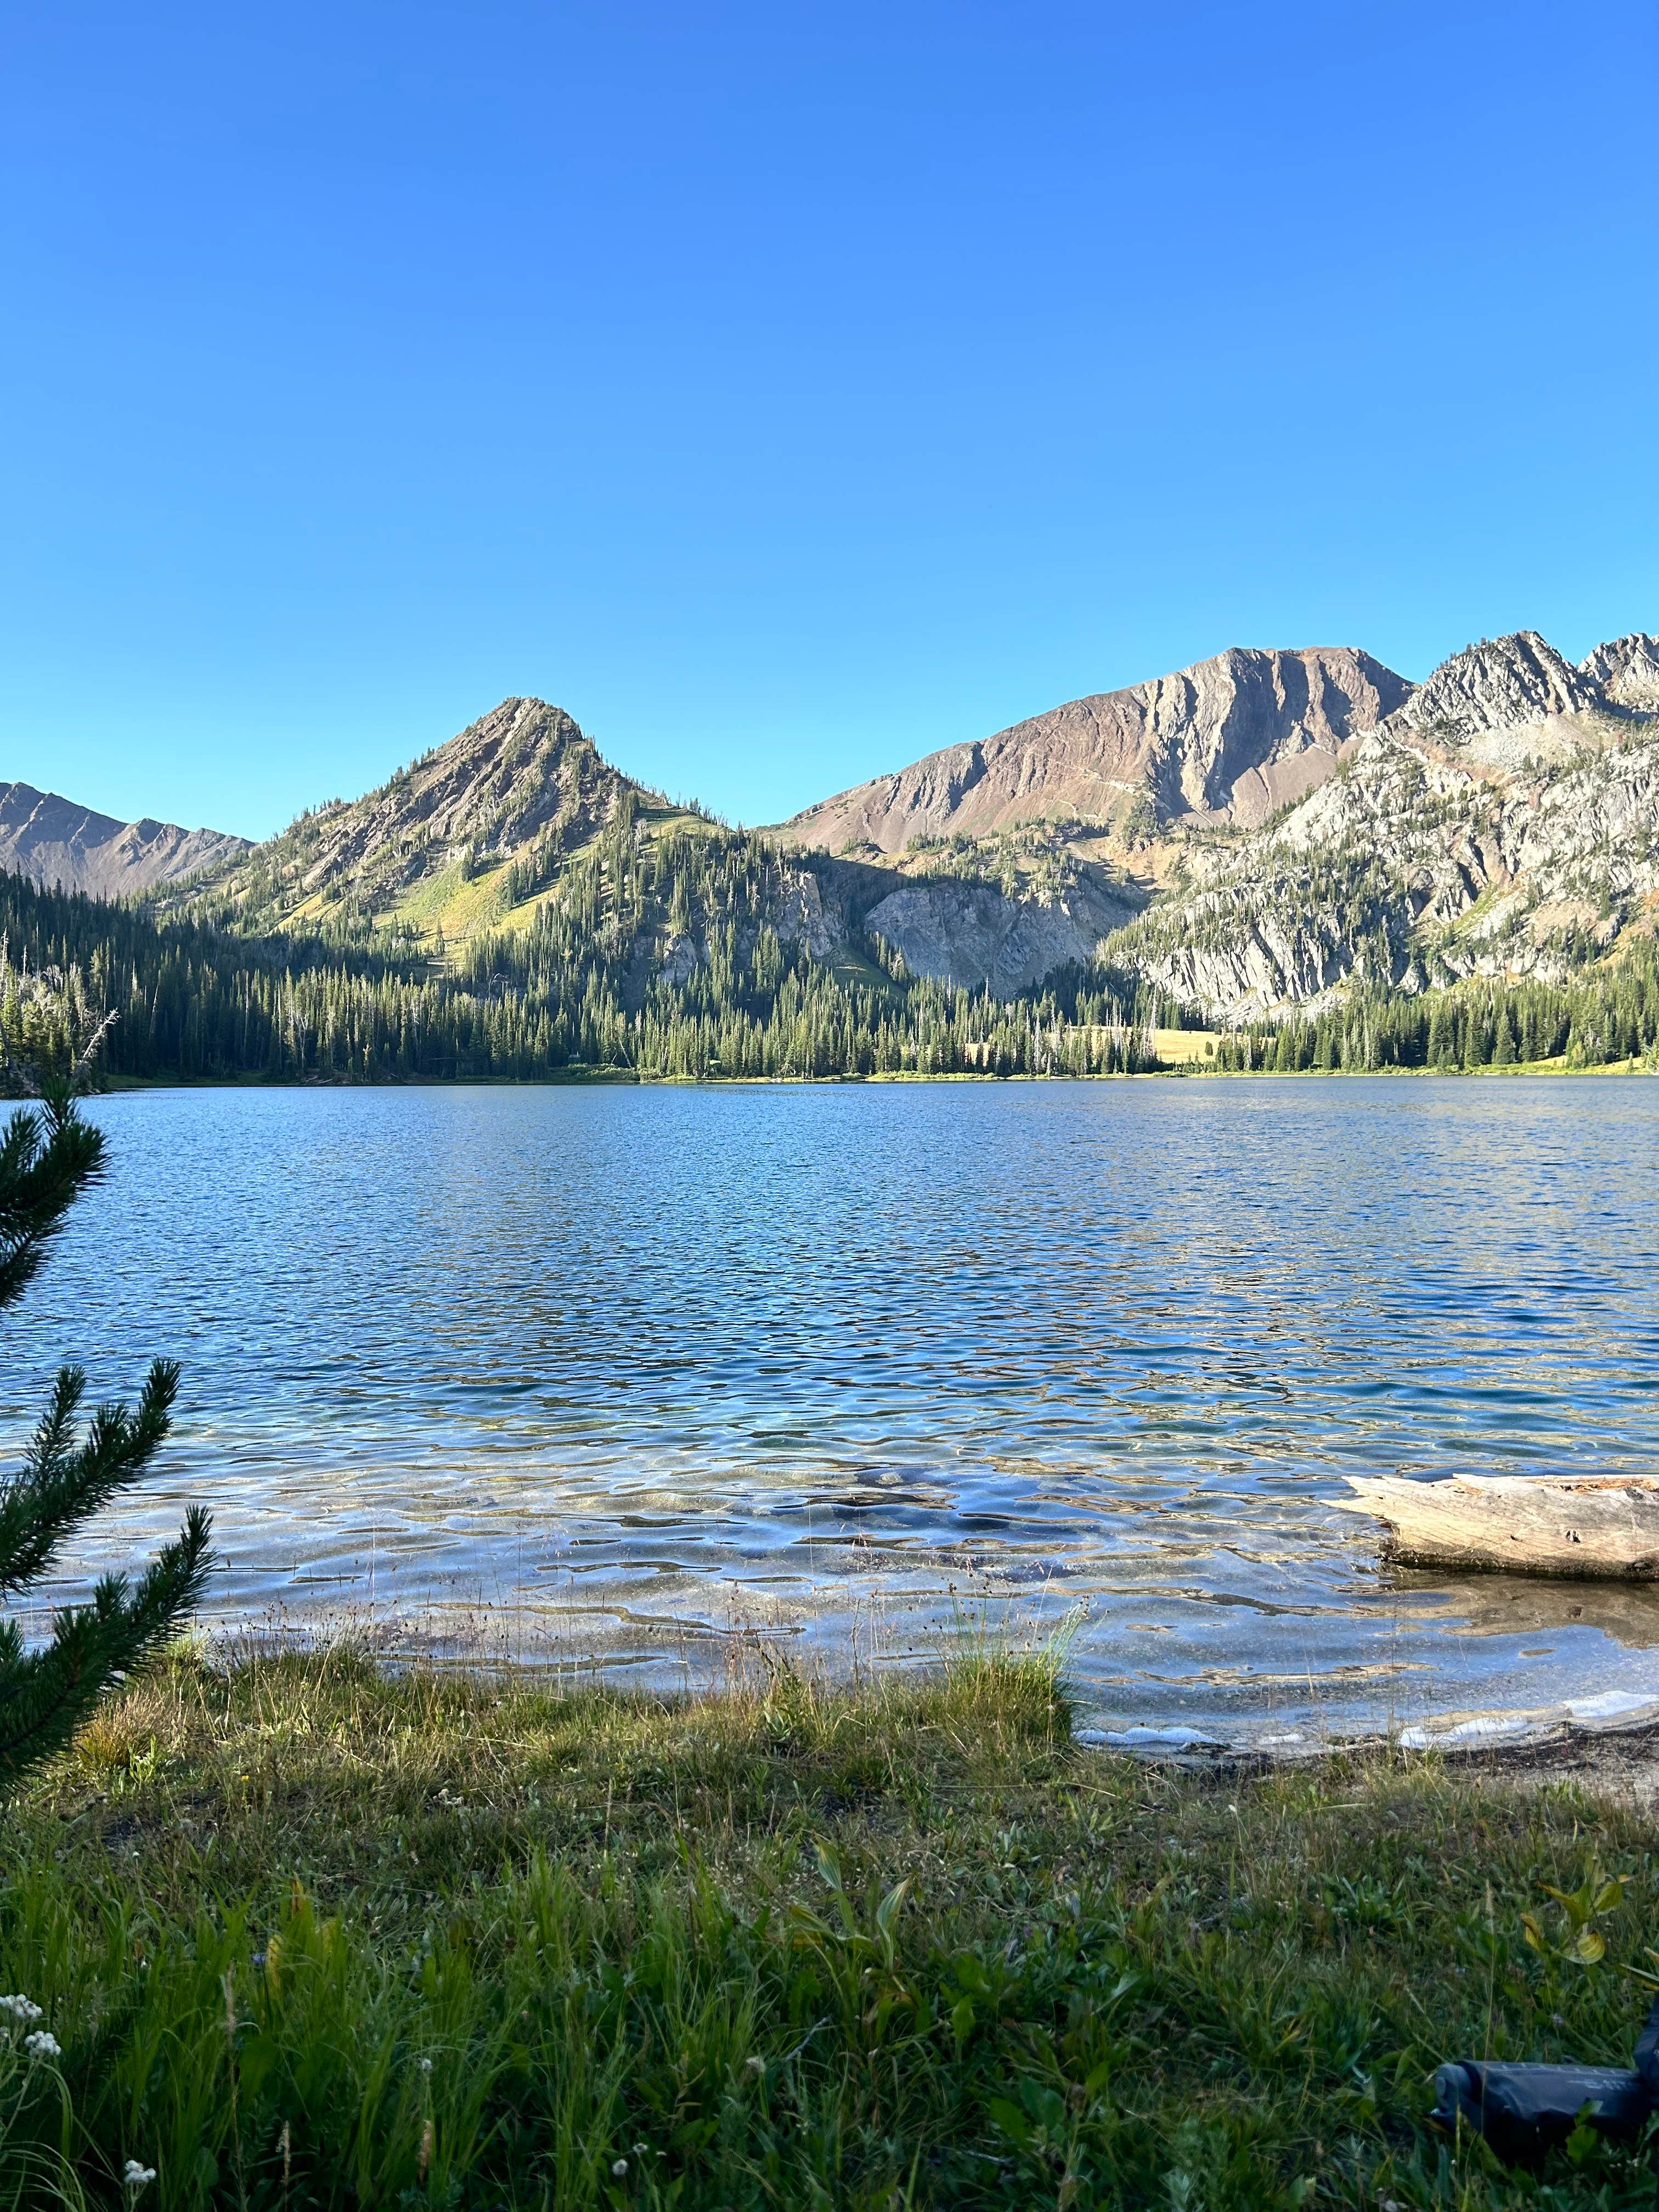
<box><xmin>0</xmin><ymin>782</ymin><xmax>249</xmax><ymax>898</ymax></box>
<box><xmin>193</xmin><ymin>696</ymin><xmax>641</xmax><ymax>937</ymax></box>
<box><xmin>774</xmin><ymin>646</ymin><xmax>1413</xmax><ymax>853</ymax></box>
<box><xmin>1112</xmin><ymin>631</ymin><xmax>1659</xmax><ymax>1019</ymax></box>
<box><xmin>184</xmin><ymin>696</ymin><xmax>1142</xmax><ymax>998</ymax></box>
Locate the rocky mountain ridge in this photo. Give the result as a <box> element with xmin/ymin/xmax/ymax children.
<box><xmin>1115</xmin><ymin>630</ymin><xmax>1659</xmax><ymax>1019</ymax></box>
<box><xmin>0</xmin><ymin>782</ymin><xmax>249</xmax><ymax>899</ymax></box>
<box><xmin>774</xmin><ymin>645</ymin><xmax>1414</xmax><ymax>851</ymax></box>
<box><xmin>16</xmin><ymin>622</ymin><xmax>1657</xmax><ymax>1020</ymax></box>
<box><xmin>179</xmin><ymin>695</ymin><xmax>1131</xmax><ymax>998</ymax></box>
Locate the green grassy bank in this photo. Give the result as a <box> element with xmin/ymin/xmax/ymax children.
<box><xmin>2</xmin><ymin>1650</ymin><xmax>1657</xmax><ymax>2209</ymax></box>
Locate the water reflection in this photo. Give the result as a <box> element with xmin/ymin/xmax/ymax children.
<box><xmin>1394</xmin><ymin>1567</ymin><xmax>1659</xmax><ymax>1651</ymax></box>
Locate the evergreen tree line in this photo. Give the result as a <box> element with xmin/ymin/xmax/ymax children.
<box><xmin>1206</xmin><ymin>956</ymin><xmax>1659</xmax><ymax>1074</ymax></box>
<box><xmin>5</xmin><ymin>801</ymin><xmax>1655</xmax><ymax>1086</ymax></box>
<box><xmin>0</xmin><ymin>847</ymin><xmax>1163</xmax><ymax>1085</ymax></box>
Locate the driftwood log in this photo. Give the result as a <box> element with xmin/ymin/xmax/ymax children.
<box><xmin>1335</xmin><ymin>1475</ymin><xmax>1659</xmax><ymax>1580</ymax></box>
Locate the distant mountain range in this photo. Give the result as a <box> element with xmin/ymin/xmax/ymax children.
<box><xmin>10</xmin><ymin>625</ymin><xmax>1659</xmax><ymax>1020</ymax></box>
<box><xmin>0</xmin><ymin>782</ymin><xmax>249</xmax><ymax>899</ymax></box>
<box><xmin>165</xmin><ymin>696</ymin><xmax>1137</xmax><ymax>998</ymax></box>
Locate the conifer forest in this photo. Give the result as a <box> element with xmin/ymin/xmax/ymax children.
<box><xmin>3</xmin><ymin>822</ymin><xmax>1657</xmax><ymax>1089</ymax></box>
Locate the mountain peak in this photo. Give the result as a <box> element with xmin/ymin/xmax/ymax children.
<box><xmin>380</xmin><ymin>696</ymin><xmax>599</xmax><ymax>849</ymax></box>
<box><xmin>220</xmin><ymin>698</ymin><xmax>641</xmax><ymax>924</ymax></box>
<box><xmin>1389</xmin><ymin>632</ymin><xmax>1601</xmax><ymax>743</ymax></box>
<box><xmin>1579</xmin><ymin>633</ymin><xmax>1659</xmax><ymax>712</ymax></box>
<box><xmin>775</xmin><ymin>644</ymin><xmax>1413</xmax><ymax>852</ymax></box>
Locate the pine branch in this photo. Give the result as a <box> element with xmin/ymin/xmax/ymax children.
<box><xmin>0</xmin><ymin>1081</ymin><xmax>213</xmax><ymax>1789</ymax></box>
<box><xmin>0</xmin><ymin>1094</ymin><xmax>107</xmax><ymax>1311</ymax></box>
<box><xmin>0</xmin><ymin>1505</ymin><xmax>213</xmax><ymax>1786</ymax></box>
<box><xmin>0</xmin><ymin>1361</ymin><xmax>180</xmax><ymax>1593</ymax></box>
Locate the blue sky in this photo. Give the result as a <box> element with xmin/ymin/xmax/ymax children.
<box><xmin>2</xmin><ymin>1</ymin><xmax>1655</xmax><ymax>839</ymax></box>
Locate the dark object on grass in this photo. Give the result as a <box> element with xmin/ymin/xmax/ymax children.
<box><xmin>0</xmin><ymin>1076</ymin><xmax>212</xmax><ymax>1790</ymax></box>
<box><xmin>1431</xmin><ymin>1997</ymin><xmax>1659</xmax><ymax>2164</ymax></box>
<box><xmin>1432</xmin><ymin>2062</ymin><xmax>1651</xmax><ymax>2163</ymax></box>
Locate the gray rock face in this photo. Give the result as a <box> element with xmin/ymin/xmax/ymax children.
<box><xmin>775</xmin><ymin>646</ymin><xmax>1413</xmax><ymax>851</ymax></box>
<box><xmin>861</xmin><ymin>872</ymin><xmax>1138</xmax><ymax>996</ymax></box>
<box><xmin>1386</xmin><ymin>632</ymin><xmax>1601</xmax><ymax>747</ymax></box>
<box><xmin>1581</xmin><ymin>634</ymin><xmax>1659</xmax><ymax>712</ymax></box>
<box><xmin>0</xmin><ymin>782</ymin><xmax>249</xmax><ymax>898</ymax></box>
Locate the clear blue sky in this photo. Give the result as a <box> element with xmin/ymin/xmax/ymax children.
<box><xmin>3</xmin><ymin>1</ymin><xmax>1655</xmax><ymax>839</ymax></box>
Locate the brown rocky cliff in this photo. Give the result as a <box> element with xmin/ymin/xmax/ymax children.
<box><xmin>771</xmin><ymin>646</ymin><xmax>1413</xmax><ymax>852</ymax></box>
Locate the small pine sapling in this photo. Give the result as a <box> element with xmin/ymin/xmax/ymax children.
<box><xmin>0</xmin><ymin>1071</ymin><xmax>212</xmax><ymax>1788</ymax></box>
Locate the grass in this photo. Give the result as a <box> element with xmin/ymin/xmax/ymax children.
<box><xmin>2</xmin><ymin>1647</ymin><xmax>1658</xmax><ymax>2208</ymax></box>
<box><xmin>1150</xmin><ymin>1029</ymin><xmax>1220</xmax><ymax>1066</ymax></box>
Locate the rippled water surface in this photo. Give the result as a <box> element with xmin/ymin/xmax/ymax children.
<box><xmin>7</xmin><ymin>1078</ymin><xmax>1659</xmax><ymax>1745</ymax></box>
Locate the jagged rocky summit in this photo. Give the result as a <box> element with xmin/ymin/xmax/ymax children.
<box><xmin>0</xmin><ymin>782</ymin><xmax>249</xmax><ymax>899</ymax></box>
<box><xmin>1581</xmin><ymin>633</ymin><xmax>1659</xmax><ymax>712</ymax></box>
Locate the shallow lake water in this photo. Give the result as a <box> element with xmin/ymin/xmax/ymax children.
<box><xmin>5</xmin><ymin>1076</ymin><xmax>1658</xmax><ymax>1749</ymax></box>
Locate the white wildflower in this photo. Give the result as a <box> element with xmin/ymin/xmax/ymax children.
<box><xmin>611</xmin><ymin>2157</ymin><xmax>628</xmax><ymax>2176</ymax></box>
<box><xmin>0</xmin><ymin>1994</ymin><xmax>42</xmax><ymax>2025</ymax></box>
<box><xmin>744</xmin><ymin>2055</ymin><xmax>764</xmax><ymax>2075</ymax></box>
<box><xmin>123</xmin><ymin>2163</ymin><xmax>157</xmax><ymax>2193</ymax></box>
<box><xmin>419</xmin><ymin>2055</ymin><xmax>433</xmax><ymax>2074</ymax></box>
<box><xmin>24</xmin><ymin>2029</ymin><xmax>61</xmax><ymax>2059</ymax></box>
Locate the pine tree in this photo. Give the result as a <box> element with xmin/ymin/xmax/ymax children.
<box><xmin>0</xmin><ymin>1081</ymin><xmax>212</xmax><ymax>1787</ymax></box>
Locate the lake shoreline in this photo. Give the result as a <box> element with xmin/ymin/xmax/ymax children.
<box><xmin>95</xmin><ymin>1056</ymin><xmax>1659</xmax><ymax>1092</ymax></box>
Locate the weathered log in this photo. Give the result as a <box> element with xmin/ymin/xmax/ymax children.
<box><xmin>1335</xmin><ymin>1475</ymin><xmax>1659</xmax><ymax>1580</ymax></box>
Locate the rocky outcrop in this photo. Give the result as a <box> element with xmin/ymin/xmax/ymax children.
<box><xmin>644</xmin><ymin>851</ymin><xmax>1139</xmax><ymax>1001</ymax></box>
<box><xmin>0</xmin><ymin>782</ymin><xmax>249</xmax><ymax>899</ymax></box>
<box><xmin>1383</xmin><ymin>631</ymin><xmax>1609</xmax><ymax>770</ymax></box>
<box><xmin>861</xmin><ymin>870</ymin><xmax>1137</xmax><ymax>996</ymax></box>
<box><xmin>1114</xmin><ymin>631</ymin><xmax>1659</xmax><ymax>1020</ymax></box>
<box><xmin>1581</xmin><ymin>634</ymin><xmax>1659</xmax><ymax>712</ymax></box>
<box><xmin>1390</xmin><ymin>631</ymin><xmax>1599</xmax><ymax>740</ymax></box>
<box><xmin>774</xmin><ymin>646</ymin><xmax>1413</xmax><ymax>851</ymax></box>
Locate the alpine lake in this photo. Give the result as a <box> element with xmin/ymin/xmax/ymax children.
<box><xmin>8</xmin><ymin>1074</ymin><xmax>1658</xmax><ymax>1753</ymax></box>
